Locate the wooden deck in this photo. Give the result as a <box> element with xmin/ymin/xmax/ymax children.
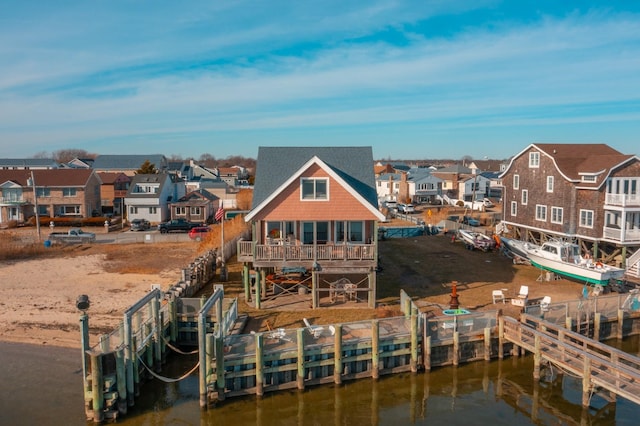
<box><xmin>503</xmin><ymin>314</ymin><xmax>640</xmax><ymax>406</ymax></box>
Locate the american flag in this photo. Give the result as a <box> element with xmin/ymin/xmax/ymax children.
<box><xmin>215</xmin><ymin>206</ymin><xmax>224</xmax><ymax>222</ymax></box>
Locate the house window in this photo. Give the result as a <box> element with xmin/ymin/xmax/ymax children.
<box><xmin>529</xmin><ymin>152</ymin><xmax>540</xmax><ymax>168</ymax></box>
<box><xmin>535</xmin><ymin>205</ymin><xmax>547</xmax><ymax>221</ymax></box>
<box><xmin>36</xmin><ymin>188</ymin><xmax>50</xmax><ymax>197</ymax></box>
<box><xmin>510</xmin><ymin>201</ymin><xmax>517</xmax><ymax>217</ymax></box>
<box><xmin>580</xmin><ymin>210</ymin><xmax>594</xmax><ymax>228</ymax></box>
<box><xmin>513</xmin><ymin>174</ymin><xmax>519</xmax><ymax>190</ymax></box>
<box><xmin>190</xmin><ymin>207</ymin><xmax>201</xmax><ymax>215</ymax></box>
<box><xmin>130</xmin><ymin>206</ymin><xmax>138</xmax><ymax>214</ymax></box>
<box><xmin>62</xmin><ymin>188</ymin><xmax>77</xmax><ymax>197</ymax></box>
<box><xmin>301</xmin><ymin>221</ymin><xmax>329</xmax><ymax>244</ymax></box>
<box><xmin>582</xmin><ymin>175</ymin><xmax>597</xmax><ymax>183</ymax></box>
<box><xmin>176</xmin><ymin>207</ymin><xmax>187</xmax><ymax>216</ymax></box>
<box><xmin>521</xmin><ymin>189</ymin><xmax>528</xmax><ymax>205</ymax></box>
<box><xmin>546</xmin><ymin>176</ymin><xmax>554</xmax><ymax>192</ymax></box>
<box><xmin>551</xmin><ymin>207</ymin><xmax>563</xmax><ymax>224</ymax></box>
<box><xmin>301</xmin><ymin>178</ymin><xmax>328</xmax><ymax>200</ymax></box>
<box><xmin>61</xmin><ymin>205</ymin><xmax>80</xmax><ymax>215</ymax></box>
<box><xmin>149</xmin><ymin>207</ymin><xmax>157</xmax><ymax>214</ymax></box>
<box><xmin>336</xmin><ymin>221</ymin><xmax>364</xmax><ymax>242</ymax></box>
<box><xmin>266</xmin><ymin>221</ymin><xmax>282</xmax><ymax>240</ymax></box>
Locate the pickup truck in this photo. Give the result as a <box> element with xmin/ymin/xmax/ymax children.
<box><xmin>158</xmin><ymin>219</ymin><xmax>201</xmax><ymax>233</ymax></box>
<box><xmin>48</xmin><ymin>228</ymin><xmax>97</xmax><ymax>244</ymax></box>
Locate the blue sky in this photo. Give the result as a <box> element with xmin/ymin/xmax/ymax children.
<box><xmin>1</xmin><ymin>1</ymin><xmax>640</xmax><ymax>161</ymax></box>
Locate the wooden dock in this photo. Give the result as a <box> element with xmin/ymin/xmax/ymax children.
<box><xmin>502</xmin><ymin>313</ymin><xmax>640</xmax><ymax>406</ymax></box>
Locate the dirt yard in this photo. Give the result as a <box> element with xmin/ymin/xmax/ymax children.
<box><xmin>0</xmin><ymin>227</ymin><xmax>591</xmax><ymax>349</ymax></box>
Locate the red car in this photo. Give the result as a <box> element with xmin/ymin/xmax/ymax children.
<box><xmin>188</xmin><ymin>226</ymin><xmax>210</xmax><ymax>241</ymax></box>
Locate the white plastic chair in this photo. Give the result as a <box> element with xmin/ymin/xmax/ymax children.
<box><xmin>303</xmin><ymin>318</ymin><xmax>324</xmax><ymax>338</ymax></box>
<box><xmin>511</xmin><ymin>285</ymin><xmax>529</xmax><ymax>307</ymax></box>
<box><xmin>492</xmin><ymin>290</ymin><xmax>505</xmax><ymax>304</ymax></box>
<box><xmin>540</xmin><ymin>296</ymin><xmax>551</xmax><ymax>312</ymax></box>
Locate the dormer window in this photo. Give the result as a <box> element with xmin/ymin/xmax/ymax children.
<box><xmin>301</xmin><ymin>178</ymin><xmax>328</xmax><ymax>200</ymax></box>
<box><xmin>529</xmin><ymin>152</ymin><xmax>540</xmax><ymax>168</ymax></box>
<box><xmin>581</xmin><ymin>175</ymin><xmax>597</xmax><ymax>183</ymax></box>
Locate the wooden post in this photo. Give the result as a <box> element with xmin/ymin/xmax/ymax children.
<box><xmin>115</xmin><ymin>348</ymin><xmax>127</xmax><ymax>415</ymax></box>
<box><xmin>594</xmin><ymin>312</ymin><xmax>601</xmax><ymax>341</ymax></box>
<box><xmin>533</xmin><ymin>334</ymin><xmax>541</xmax><ymax>380</ymax></box>
<box><xmin>410</xmin><ymin>313</ymin><xmax>418</xmax><ymax>373</ymax></box>
<box><xmin>145</xmin><ymin>321</ymin><xmax>153</xmax><ymax>371</ymax></box>
<box><xmin>260</xmin><ymin>269</ymin><xmax>266</xmax><ymax>299</ymax></box>
<box><xmin>243</xmin><ymin>263</ymin><xmax>250</xmax><ymax>302</ymax></box>
<box><xmin>214</xmin><ymin>334</ymin><xmax>226</xmax><ymax>402</ymax></box>
<box><xmin>617</xmin><ymin>309</ymin><xmax>625</xmax><ymax>340</ymax></box>
<box><xmin>255</xmin><ymin>333</ymin><xmax>264</xmax><ymax>396</ymax></box>
<box><xmin>169</xmin><ymin>297</ymin><xmax>177</xmax><ymax>343</ymax></box>
<box><xmin>565</xmin><ymin>316</ymin><xmax>573</xmax><ymax>333</ymax></box>
<box><xmin>424</xmin><ymin>336</ymin><xmax>432</xmax><ymax>371</ymax></box>
<box><xmin>297</xmin><ymin>328</ymin><xmax>305</xmax><ymax>389</ymax></box>
<box><xmin>255</xmin><ymin>270</ymin><xmax>261</xmax><ymax>310</ymax></box>
<box><xmin>80</xmin><ymin>313</ymin><xmax>91</xmax><ymax>393</ymax></box>
<box><xmin>312</xmin><ymin>271</ymin><xmax>318</xmax><ymax>308</ymax></box>
<box><xmin>90</xmin><ymin>353</ymin><xmax>104</xmax><ymax>423</ymax></box>
<box><xmin>582</xmin><ymin>357</ymin><xmax>591</xmax><ymax>407</ymax></box>
<box><xmin>453</xmin><ymin>331</ymin><xmax>459</xmax><ymax>366</ymax></box>
<box><xmin>484</xmin><ymin>327</ymin><xmax>491</xmax><ymax>361</ymax></box>
<box><xmin>153</xmin><ymin>297</ymin><xmax>161</xmax><ymax>371</ymax></box>
<box><xmin>334</xmin><ymin>324</ymin><xmax>343</xmax><ymax>384</ymax></box>
<box><xmin>372</xmin><ymin>320</ymin><xmax>380</xmax><ymax>379</ymax></box>
<box><xmin>368</xmin><ymin>269</ymin><xmax>376</xmax><ymax>309</ymax></box>
<box><xmin>498</xmin><ymin>315</ymin><xmax>504</xmax><ymax>359</ymax></box>
<box><xmin>124</xmin><ymin>314</ymin><xmax>135</xmax><ymax>407</ymax></box>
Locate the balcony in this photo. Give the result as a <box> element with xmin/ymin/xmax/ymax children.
<box><xmin>238</xmin><ymin>240</ymin><xmax>376</xmax><ymax>267</ymax></box>
<box><xmin>603</xmin><ymin>226</ymin><xmax>640</xmax><ymax>243</ymax></box>
<box><xmin>605</xmin><ymin>193</ymin><xmax>640</xmax><ymax>207</ymax></box>
<box><xmin>0</xmin><ymin>197</ymin><xmax>26</xmax><ymax>205</ymax></box>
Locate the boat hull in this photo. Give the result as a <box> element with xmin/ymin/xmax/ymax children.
<box><xmin>528</xmin><ymin>253</ymin><xmax>625</xmax><ymax>286</ymax></box>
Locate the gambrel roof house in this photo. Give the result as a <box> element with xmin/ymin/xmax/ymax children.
<box><xmin>92</xmin><ymin>154</ymin><xmax>168</xmax><ymax>176</ymax></box>
<box><xmin>499</xmin><ymin>143</ymin><xmax>640</xmax><ymax>274</ymax></box>
<box><xmin>169</xmin><ymin>189</ymin><xmax>220</xmax><ymax>224</ymax></box>
<box><xmin>239</xmin><ymin>146</ymin><xmax>384</xmax><ymax>309</ymax></box>
<box><xmin>0</xmin><ymin>169</ymin><xmax>101</xmax><ymax>223</ymax></box>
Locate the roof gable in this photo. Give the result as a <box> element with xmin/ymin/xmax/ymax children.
<box><xmin>0</xmin><ymin>169</ymin><xmax>94</xmax><ymax>187</ymax></box>
<box><xmin>247</xmin><ymin>147</ymin><xmax>384</xmax><ymax>221</ymax></box>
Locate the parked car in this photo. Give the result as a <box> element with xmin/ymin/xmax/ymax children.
<box><xmin>188</xmin><ymin>226</ymin><xmax>211</xmax><ymax>241</ymax></box>
<box><xmin>384</xmin><ymin>201</ymin><xmax>398</xmax><ymax>210</ymax></box>
<box><xmin>130</xmin><ymin>218</ymin><xmax>151</xmax><ymax>231</ymax></box>
<box><xmin>447</xmin><ymin>215</ymin><xmax>460</xmax><ymax>223</ymax></box>
<box><xmin>158</xmin><ymin>218</ymin><xmax>201</xmax><ymax>233</ymax></box>
<box><xmin>482</xmin><ymin>198</ymin><xmax>494</xmax><ymax>208</ymax></box>
<box><xmin>48</xmin><ymin>228</ymin><xmax>96</xmax><ymax>244</ymax></box>
<box><xmin>462</xmin><ymin>216</ymin><xmax>480</xmax><ymax>227</ymax></box>
<box><xmin>397</xmin><ymin>203</ymin><xmax>415</xmax><ymax>214</ymax></box>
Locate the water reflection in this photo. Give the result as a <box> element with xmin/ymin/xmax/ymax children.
<box><xmin>117</xmin><ymin>338</ymin><xmax>640</xmax><ymax>425</ymax></box>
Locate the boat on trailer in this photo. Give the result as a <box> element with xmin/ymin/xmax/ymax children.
<box><xmin>458</xmin><ymin>229</ymin><xmax>496</xmax><ymax>251</ymax></box>
<box><xmin>520</xmin><ymin>239</ymin><xmax>625</xmax><ymax>286</ymax></box>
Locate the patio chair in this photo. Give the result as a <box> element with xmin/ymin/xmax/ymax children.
<box><xmin>492</xmin><ymin>289</ymin><xmax>505</xmax><ymax>304</ymax></box>
<box><xmin>303</xmin><ymin>318</ymin><xmax>324</xmax><ymax>338</ymax></box>
<box><xmin>540</xmin><ymin>296</ymin><xmax>551</xmax><ymax>312</ymax></box>
<box><xmin>511</xmin><ymin>285</ymin><xmax>529</xmax><ymax>307</ymax></box>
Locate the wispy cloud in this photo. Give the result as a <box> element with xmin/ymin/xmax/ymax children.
<box><xmin>1</xmin><ymin>1</ymin><xmax>639</xmax><ymax>158</ymax></box>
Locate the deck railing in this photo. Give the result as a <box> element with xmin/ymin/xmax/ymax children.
<box><xmin>605</xmin><ymin>193</ymin><xmax>640</xmax><ymax>207</ymax></box>
<box><xmin>602</xmin><ymin>226</ymin><xmax>640</xmax><ymax>243</ymax></box>
<box><xmin>238</xmin><ymin>240</ymin><xmax>375</xmax><ymax>262</ymax></box>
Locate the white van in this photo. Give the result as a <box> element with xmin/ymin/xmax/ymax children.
<box><xmin>398</xmin><ymin>203</ymin><xmax>415</xmax><ymax>214</ymax></box>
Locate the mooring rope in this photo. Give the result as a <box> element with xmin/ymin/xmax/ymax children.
<box><xmin>136</xmin><ymin>354</ymin><xmax>199</xmax><ymax>383</ymax></box>
<box><xmin>162</xmin><ymin>335</ymin><xmax>199</xmax><ymax>355</ymax></box>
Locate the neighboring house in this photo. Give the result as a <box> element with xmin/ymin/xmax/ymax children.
<box><xmin>412</xmin><ymin>171</ymin><xmax>443</xmax><ymax>204</ymax></box>
<box><xmin>432</xmin><ymin>164</ymin><xmax>472</xmax><ymax>199</ymax></box>
<box><xmin>124</xmin><ymin>173</ymin><xmax>186</xmax><ymax>223</ymax></box>
<box><xmin>467</xmin><ymin>159</ymin><xmax>507</xmax><ymax>174</ymax></box>
<box><xmin>0</xmin><ymin>169</ymin><xmax>101</xmax><ymax>223</ymax></box>
<box><xmin>66</xmin><ymin>158</ymin><xmax>95</xmax><ymax>169</ymax></box>
<box><xmin>0</xmin><ymin>158</ymin><xmax>60</xmax><ymax>170</ymax></box>
<box><xmin>169</xmin><ymin>189</ymin><xmax>219</xmax><ymax>224</ymax></box>
<box><xmin>458</xmin><ymin>173</ymin><xmax>491</xmax><ymax>202</ymax></box>
<box><xmin>216</xmin><ymin>167</ymin><xmax>240</xmax><ymax>187</ymax></box>
<box><xmin>480</xmin><ymin>171</ymin><xmax>503</xmax><ymax>198</ymax></box>
<box><xmin>97</xmin><ymin>172</ymin><xmax>131</xmax><ymax>217</ymax></box>
<box><xmin>188</xmin><ymin>179</ymin><xmax>238</xmax><ymax>209</ymax></box>
<box><xmin>238</xmin><ymin>146</ymin><xmax>385</xmax><ymax>309</ymax></box>
<box><xmin>499</xmin><ymin>143</ymin><xmax>640</xmax><ymax>273</ymax></box>
<box><xmin>92</xmin><ymin>154</ymin><xmax>168</xmax><ymax>176</ymax></box>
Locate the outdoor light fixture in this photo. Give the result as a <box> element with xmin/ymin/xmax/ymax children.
<box><xmin>76</xmin><ymin>294</ymin><xmax>90</xmax><ymax>312</ymax></box>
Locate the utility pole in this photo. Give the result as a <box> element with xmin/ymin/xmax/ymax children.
<box><xmin>29</xmin><ymin>170</ymin><xmax>41</xmax><ymax>240</ymax></box>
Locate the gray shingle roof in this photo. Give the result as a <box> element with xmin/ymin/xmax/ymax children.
<box><xmin>253</xmin><ymin>146</ymin><xmax>378</xmax><ymax>208</ymax></box>
<box><xmin>92</xmin><ymin>154</ymin><xmax>167</xmax><ymax>171</ymax></box>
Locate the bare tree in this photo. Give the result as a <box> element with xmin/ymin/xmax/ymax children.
<box><xmin>52</xmin><ymin>149</ymin><xmax>96</xmax><ymax>163</ymax></box>
<box><xmin>198</xmin><ymin>153</ymin><xmax>217</xmax><ymax>168</ymax></box>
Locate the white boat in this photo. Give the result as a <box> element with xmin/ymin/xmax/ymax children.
<box><xmin>458</xmin><ymin>229</ymin><xmax>496</xmax><ymax>251</ymax></box>
<box><xmin>499</xmin><ymin>237</ymin><xmax>531</xmax><ymax>260</ymax></box>
<box><xmin>522</xmin><ymin>239</ymin><xmax>625</xmax><ymax>286</ymax></box>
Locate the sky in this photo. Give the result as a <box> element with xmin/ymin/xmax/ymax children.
<box><xmin>1</xmin><ymin>1</ymin><xmax>640</xmax><ymax>161</ymax></box>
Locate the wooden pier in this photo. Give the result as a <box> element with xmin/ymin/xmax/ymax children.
<box><xmin>502</xmin><ymin>313</ymin><xmax>640</xmax><ymax>406</ymax></box>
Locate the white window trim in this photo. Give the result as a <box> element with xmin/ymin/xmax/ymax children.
<box><xmin>579</xmin><ymin>209</ymin><xmax>594</xmax><ymax>228</ymax></box>
<box><xmin>529</xmin><ymin>152</ymin><xmax>540</xmax><ymax>168</ymax></box>
<box><xmin>300</xmin><ymin>177</ymin><xmax>329</xmax><ymax>201</ymax></box>
<box><xmin>513</xmin><ymin>174</ymin><xmax>519</xmax><ymax>190</ymax></box>
<box><xmin>551</xmin><ymin>206</ymin><xmax>563</xmax><ymax>224</ymax></box>
<box><xmin>521</xmin><ymin>189</ymin><xmax>528</xmax><ymax>205</ymax></box>
<box><xmin>510</xmin><ymin>201</ymin><xmax>517</xmax><ymax>217</ymax></box>
<box><xmin>535</xmin><ymin>204</ymin><xmax>547</xmax><ymax>222</ymax></box>
<box><xmin>546</xmin><ymin>176</ymin><xmax>554</xmax><ymax>193</ymax></box>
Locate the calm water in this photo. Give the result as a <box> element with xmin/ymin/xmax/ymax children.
<box><xmin>1</xmin><ymin>337</ymin><xmax>639</xmax><ymax>425</ymax></box>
